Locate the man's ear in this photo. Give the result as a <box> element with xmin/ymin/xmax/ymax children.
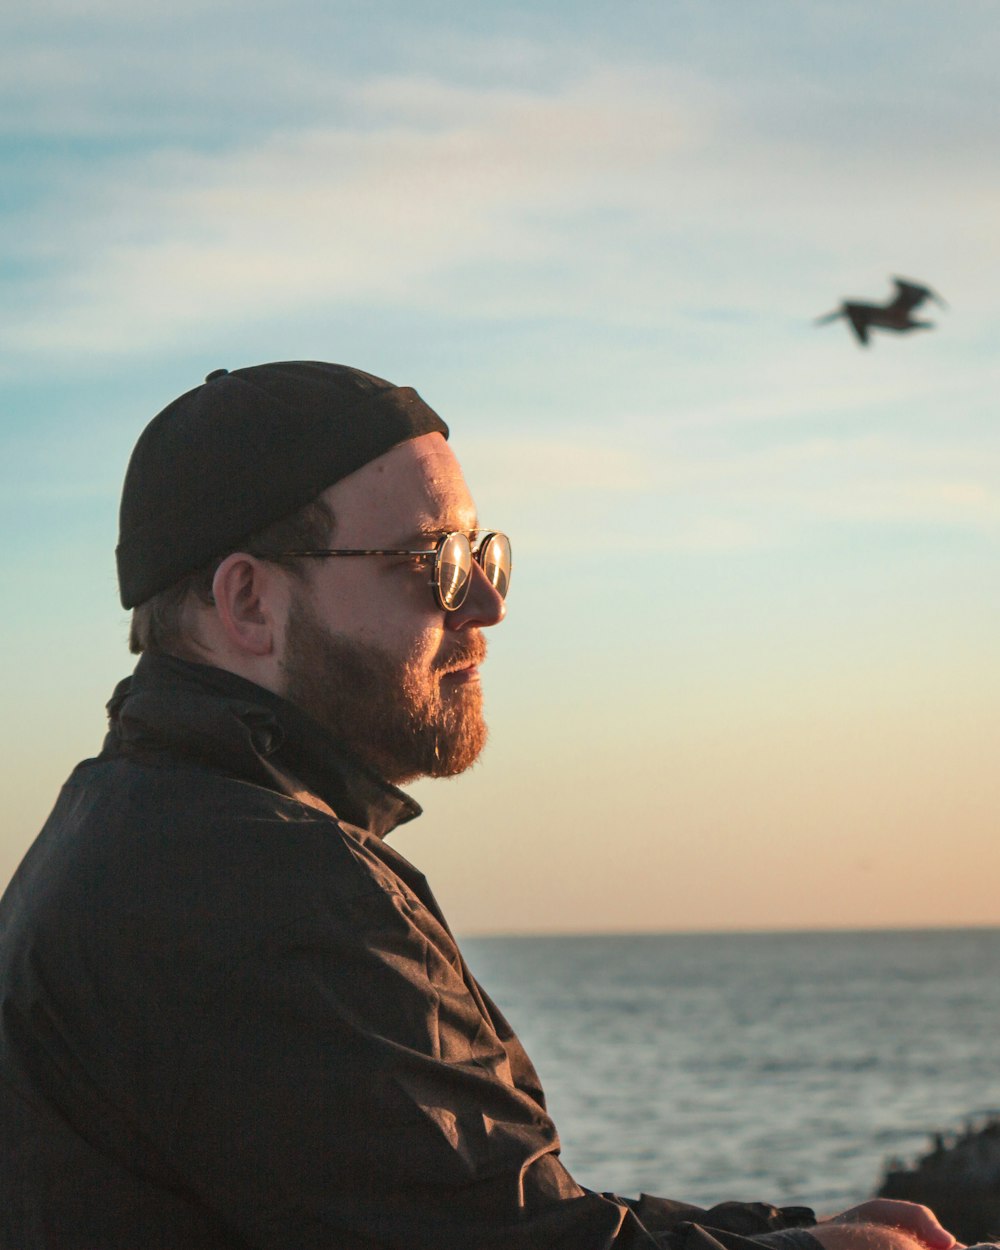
<box><xmin>211</xmin><ymin>554</ymin><xmax>283</xmax><ymax>657</ymax></box>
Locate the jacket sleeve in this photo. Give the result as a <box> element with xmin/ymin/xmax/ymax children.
<box><xmin>667</xmin><ymin>1225</ymin><xmax>822</xmax><ymax>1250</ymax></box>
<box><xmin>163</xmin><ymin>915</ymin><xmax>639</xmax><ymax>1248</ymax></box>
<box><xmin>159</xmin><ymin>896</ymin><xmax>817</xmax><ymax>1250</ymax></box>
<box><xmin>617</xmin><ymin>1197</ymin><xmax>820</xmax><ymax>1250</ymax></box>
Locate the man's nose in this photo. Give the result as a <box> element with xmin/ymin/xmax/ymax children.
<box><xmin>445</xmin><ymin>562</ymin><xmax>506</xmax><ymax>631</ymax></box>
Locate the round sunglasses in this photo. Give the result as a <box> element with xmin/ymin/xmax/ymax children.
<box><xmin>257</xmin><ymin>530</ymin><xmax>511</xmax><ymax>612</ymax></box>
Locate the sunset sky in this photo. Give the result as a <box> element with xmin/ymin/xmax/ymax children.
<box><xmin>3</xmin><ymin>0</ymin><xmax>998</xmax><ymax>934</ymax></box>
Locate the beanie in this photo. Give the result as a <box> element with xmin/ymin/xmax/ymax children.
<box><xmin>116</xmin><ymin>361</ymin><xmax>449</xmax><ymax>609</ymax></box>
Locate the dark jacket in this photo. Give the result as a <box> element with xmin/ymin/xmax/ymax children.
<box><xmin>0</xmin><ymin>655</ymin><xmax>819</xmax><ymax>1249</ymax></box>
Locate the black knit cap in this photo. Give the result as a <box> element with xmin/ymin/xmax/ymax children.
<box><xmin>116</xmin><ymin>361</ymin><xmax>449</xmax><ymax>609</ymax></box>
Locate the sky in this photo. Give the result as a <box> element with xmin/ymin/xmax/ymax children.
<box><xmin>2</xmin><ymin>0</ymin><xmax>998</xmax><ymax>935</ymax></box>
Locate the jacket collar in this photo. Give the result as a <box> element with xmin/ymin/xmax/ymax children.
<box><xmin>104</xmin><ymin>653</ymin><xmax>422</xmax><ymax>839</ymax></box>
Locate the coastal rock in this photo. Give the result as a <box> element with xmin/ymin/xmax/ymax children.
<box><xmin>876</xmin><ymin>1116</ymin><xmax>1000</xmax><ymax>1245</ymax></box>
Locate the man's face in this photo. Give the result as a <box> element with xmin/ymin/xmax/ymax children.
<box><xmin>276</xmin><ymin>433</ymin><xmax>506</xmax><ymax>784</ymax></box>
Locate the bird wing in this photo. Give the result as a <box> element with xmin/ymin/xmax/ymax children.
<box><xmin>846</xmin><ymin>306</ymin><xmax>870</xmax><ymax>345</ymax></box>
<box><xmin>886</xmin><ymin>277</ymin><xmax>940</xmax><ymax>315</ymax></box>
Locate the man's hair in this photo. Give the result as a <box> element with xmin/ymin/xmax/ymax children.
<box><xmin>129</xmin><ymin>496</ymin><xmax>334</xmax><ymax>657</ymax></box>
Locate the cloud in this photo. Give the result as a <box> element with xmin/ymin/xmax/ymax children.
<box><xmin>4</xmin><ymin>12</ymin><xmax>1000</xmax><ymax>370</ymax></box>
<box><xmin>447</xmin><ymin>414</ymin><xmax>1000</xmax><ymax>561</ymax></box>
<box><xmin>461</xmin><ymin>431</ymin><xmax>656</xmax><ymax>497</ymax></box>
<box><xmin>2</xmin><ymin>68</ymin><xmax>701</xmax><ymax>354</ymax></box>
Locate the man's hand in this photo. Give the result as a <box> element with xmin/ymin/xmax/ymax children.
<box><xmin>807</xmin><ymin>1200</ymin><xmax>959</xmax><ymax>1250</ymax></box>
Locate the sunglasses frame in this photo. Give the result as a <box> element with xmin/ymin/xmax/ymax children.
<box><xmin>253</xmin><ymin>530</ymin><xmax>511</xmax><ymax>612</ymax></box>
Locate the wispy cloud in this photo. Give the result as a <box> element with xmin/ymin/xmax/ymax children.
<box><xmin>460</xmin><ymin>419</ymin><xmax>1000</xmax><ymax>555</ymax></box>
<box><xmin>6</xmin><ymin>56</ymin><xmax>995</xmax><ymax>363</ymax></box>
<box><xmin>2</xmin><ymin>69</ymin><xmax>700</xmax><ymax>354</ymax></box>
<box><xmin>4</xmin><ymin>0</ymin><xmax>999</xmax><ymax>367</ymax></box>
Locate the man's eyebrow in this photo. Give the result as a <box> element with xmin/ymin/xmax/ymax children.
<box><xmin>396</xmin><ymin>522</ymin><xmax>480</xmax><ymax>545</ymax></box>
<box><xmin>377</xmin><ymin>528</ymin><xmax>439</xmax><ymax>549</ymax></box>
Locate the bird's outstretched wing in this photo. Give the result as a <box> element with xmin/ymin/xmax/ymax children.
<box><xmin>886</xmin><ymin>277</ymin><xmax>945</xmax><ymax>315</ymax></box>
<box><xmin>846</xmin><ymin>306</ymin><xmax>870</xmax><ymax>345</ymax></box>
<box><xmin>815</xmin><ymin>304</ymin><xmax>870</xmax><ymax>344</ymax></box>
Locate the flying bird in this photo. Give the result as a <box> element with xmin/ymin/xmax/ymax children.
<box><xmin>816</xmin><ymin>277</ymin><xmax>947</xmax><ymax>346</ymax></box>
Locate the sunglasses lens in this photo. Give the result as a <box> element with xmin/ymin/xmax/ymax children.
<box><xmin>479</xmin><ymin>532</ymin><xmax>511</xmax><ymax>600</ymax></box>
<box><xmin>436</xmin><ymin>532</ymin><xmax>472</xmax><ymax>609</ymax></box>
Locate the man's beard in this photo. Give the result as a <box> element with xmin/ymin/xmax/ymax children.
<box><xmin>280</xmin><ymin>593</ymin><xmax>489</xmax><ymax>785</ymax></box>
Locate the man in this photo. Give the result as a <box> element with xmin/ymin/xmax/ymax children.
<box><xmin>0</xmin><ymin>362</ymin><xmax>956</xmax><ymax>1249</ymax></box>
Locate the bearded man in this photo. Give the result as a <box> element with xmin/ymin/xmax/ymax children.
<box><xmin>0</xmin><ymin>363</ymin><xmax>957</xmax><ymax>1250</ymax></box>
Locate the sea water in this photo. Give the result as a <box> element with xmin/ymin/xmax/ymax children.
<box><xmin>461</xmin><ymin>929</ymin><xmax>1000</xmax><ymax>1214</ymax></box>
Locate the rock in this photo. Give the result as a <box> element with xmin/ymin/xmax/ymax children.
<box><xmin>876</xmin><ymin>1116</ymin><xmax>1000</xmax><ymax>1245</ymax></box>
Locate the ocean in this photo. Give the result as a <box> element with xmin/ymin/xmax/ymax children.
<box><xmin>461</xmin><ymin>929</ymin><xmax>1000</xmax><ymax>1215</ymax></box>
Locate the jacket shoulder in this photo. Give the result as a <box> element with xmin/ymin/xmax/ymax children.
<box><xmin>2</xmin><ymin>754</ymin><xmax>396</xmax><ymax>981</ymax></box>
